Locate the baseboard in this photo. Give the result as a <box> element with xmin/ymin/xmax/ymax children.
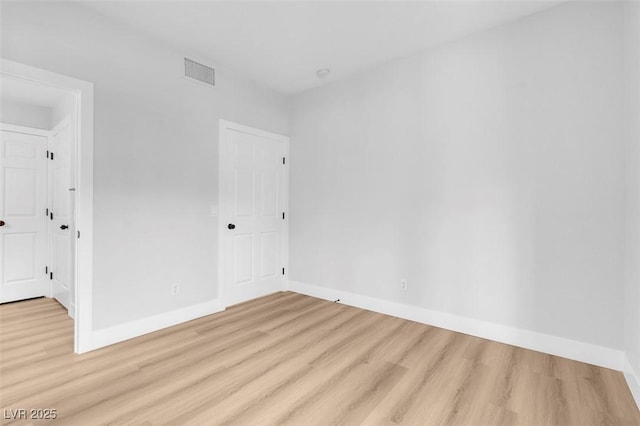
<box><xmin>288</xmin><ymin>280</ymin><xmax>624</xmax><ymax>371</ymax></box>
<box><xmin>624</xmin><ymin>355</ymin><xmax>640</xmax><ymax>409</ymax></box>
<box><xmin>90</xmin><ymin>299</ymin><xmax>225</xmax><ymax>351</ymax></box>
<box><xmin>282</xmin><ymin>278</ymin><xmax>291</xmax><ymax>292</ymax></box>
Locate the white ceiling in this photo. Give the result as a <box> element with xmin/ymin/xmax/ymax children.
<box><xmin>1</xmin><ymin>76</ymin><xmax>71</xmax><ymax>108</ymax></box>
<box><xmin>80</xmin><ymin>1</ymin><xmax>563</xmax><ymax>94</ymax></box>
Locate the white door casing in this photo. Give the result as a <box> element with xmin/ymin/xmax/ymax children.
<box><xmin>1</xmin><ymin>59</ymin><xmax>94</xmax><ymax>354</ymax></box>
<box><xmin>0</xmin><ymin>128</ymin><xmax>49</xmax><ymax>303</ymax></box>
<box><xmin>219</xmin><ymin>120</ymin><xmax>289</xmax><ymax>306</ymax></box>
<box><xmin>49</xmin><ymin>117</ymin><xmax>75</xmax><ymax>313</ymax></box>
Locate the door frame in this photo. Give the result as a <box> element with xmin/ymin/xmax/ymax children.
<box><xmin>218</xmin><ymin>119</ymin><xmax>289</xmax><ymax>306</ymax></box>
<box><xmin>1</xmin><ymin>59</ymin><xmax>94</xmax><ymax>354</ymax></box>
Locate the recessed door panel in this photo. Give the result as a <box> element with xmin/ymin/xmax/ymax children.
<box><xmin>52</xmin><ymin>169</ymin><xmax>70</xmax><ymax>218</ymax></box>
<box><xmin>233</xmin><ymin>234</ymin><xmax>254</xmax><ymax>285</ymax></box>
<box><xmin>234</xmin><ymin>169</ymin><xmax>254</xmax><ymax>217</ymax></box>
<box><xmin>5</xmin><ymin>141</ymin><xmax>38</xmax><ymax>159</ymax></box>
<box><xmin>52</xmin><ymin>233</ymin><xmax>71</xmax><ymax>288</ymax></box>
<box><xmin>261</xmin><ymin>171</ymin><xmax>278</xmax><ymax>217</ymax></box>
<box><xmin>3</xmin><ymin>233</ymin><xmax>37</xmax><ymax>283</ymax></box>
<box><xmin>5</xmin><ymin>168</ymin><xmax>38</xmax><ymax>217</ymax></box>
<box><xmin>235</xmin><ymin>137</ymin><xmax>254</xmax><ymax>163</ymax></box>
<box><xmin>259</xmin><ymin>145</ymin><xmax>278</xmax><ymax>165</ymax></box>
<box><xmin>260</xmin><ymin>232</ymin><xmax>277</xmax><ymax>279</ymax></box>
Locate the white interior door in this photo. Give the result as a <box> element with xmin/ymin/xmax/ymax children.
<box><xmin>220</xmin><ymin>121</ymin><xmax>289</xmax><ymax>306</ymax></box>
<box><xmin>0</xmin><ymin>129</ymin><xmax>48</xmax><ymax>303</ymax></box>
<box><xmin>49</xmin><ymin>118</ymin><xmax>74</xmax><ymax>312</ymax></box>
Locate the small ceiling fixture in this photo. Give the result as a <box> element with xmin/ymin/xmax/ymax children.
<box><xmin>316</xmin><ymin>68</ymin><xmax>331</xmax><ymax>78</ymax></box>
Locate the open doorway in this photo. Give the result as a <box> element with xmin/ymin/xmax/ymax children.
<box><xmin>0</xmin><ymin>59</ymin><xmax>94</xmax><ymax>353</ymax></box>
<box><xmin>1</xmin><ymin>79</ymin><xmax>76</xmax><ymax>312</ymax></box>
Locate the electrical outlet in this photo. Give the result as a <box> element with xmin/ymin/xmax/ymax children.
<box><xmin>171</xmin><ymin>283</ymin><xmax>180</xmax><ymax>295</ymax></box>
<box><xmin>400</xmin><ymin>279</ymin><xmax>408</xmax><ymax>291</ymax></box>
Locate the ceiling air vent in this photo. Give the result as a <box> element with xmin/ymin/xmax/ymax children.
<box><xmin>184</xmin><ymin>58</ymin><xmax>216</xmax><ymax>87</ymax></box>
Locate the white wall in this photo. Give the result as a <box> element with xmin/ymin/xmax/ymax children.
<box><xmin>624</xmin><ymin>0</ymin><xmax>640</xmax><ymax>401</ymax></box>
<box><xmin>0</xmin><ymin>99</ymin><xmax>52</xmax><ymax>130</ymax></box>
<box><xmin>1</xmin><ymin>2</ymin><xmax>289</xmax><ymax>329</ymax></box>
<box><xmin>289</xmin><ymin>2</ymin><xmax>626</xmax><ymax>350</ymax></box>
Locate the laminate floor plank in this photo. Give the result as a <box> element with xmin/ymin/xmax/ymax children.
<box><xmin>1</xmin><ymin>293</ymin><xmax>639</xmax><ymax>426</ymax></box>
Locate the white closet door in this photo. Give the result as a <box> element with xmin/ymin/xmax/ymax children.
<box><xmin>0</xmin><ymin>130</ymin><xmax>48</xmax><ymax>303</ymax></box>
<box><xmin>220</xmin><ymin>123</ymin><xmax>288</xmax><ymax>306</ymax></box>
<box><xmin>49</xmin><ymin>119</ymin><xmax>73</xmax><ymax>312</ymax></box>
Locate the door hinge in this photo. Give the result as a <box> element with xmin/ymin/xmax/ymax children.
<box><xmin>46</xmin><ymin>208</ymin><xmax>49</xmax><ymax>217</ymax></box>
<box><xmin>50</xmin><ymin>152</ymin><xmax>54</xmax><ymax>160</ymax></box>
<box><xmin>49</xmin><ymin>272</ymin><xmax>53</xmax><ymax>280</ymax></box>
<box><xmin>282</xmin><ymin>267</ymin><xmax>285</xmax><ymax>275</ymax></box>
<box><xmin>282</xmin><ymin>157</ymin><xmax>286</xmax><ymax>165</ymax></box>
<box><xmin>46</xmin><ymin>150</ymin><xmax>49</xmax><ymax>159</ymax></box>
<box><xmin>45</xmin><ymin>266</ymin><xmax>48</xmax><ymax>275</ymax></box>
<box><xmin>77</xmin><ymin>230</ymin><xmax>80</xmax><ymax>239</ymax></box>
<box><xmin>282</xmin><ymin>212</ymin><xmax>285</xmax><ymax>220</ymax></box>
<box><xmin>50</xmin><ymin>212</ymin><xmax>53</xmax><ymax>220</ymax></box>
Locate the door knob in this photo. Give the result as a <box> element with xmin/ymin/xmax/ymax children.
<box><xmin>227</xmin><ymin>223</ymin><xmax>236</xmax><ymax>230</ymax></box>
<box><xmin>0</xmin><ymin>220</ymin><xmax>4</xmax><ymax>227</ymax></box>
<box><xmin>60</xmin><ymin>225</ymin><xmax>68</xmax><ymax>230</ymax></box>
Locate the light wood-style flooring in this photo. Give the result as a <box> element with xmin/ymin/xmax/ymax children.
<box><xmin>1</xmin><ymin>292</ymin><xmax>639</xmax><ymax>425</ymax></box>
